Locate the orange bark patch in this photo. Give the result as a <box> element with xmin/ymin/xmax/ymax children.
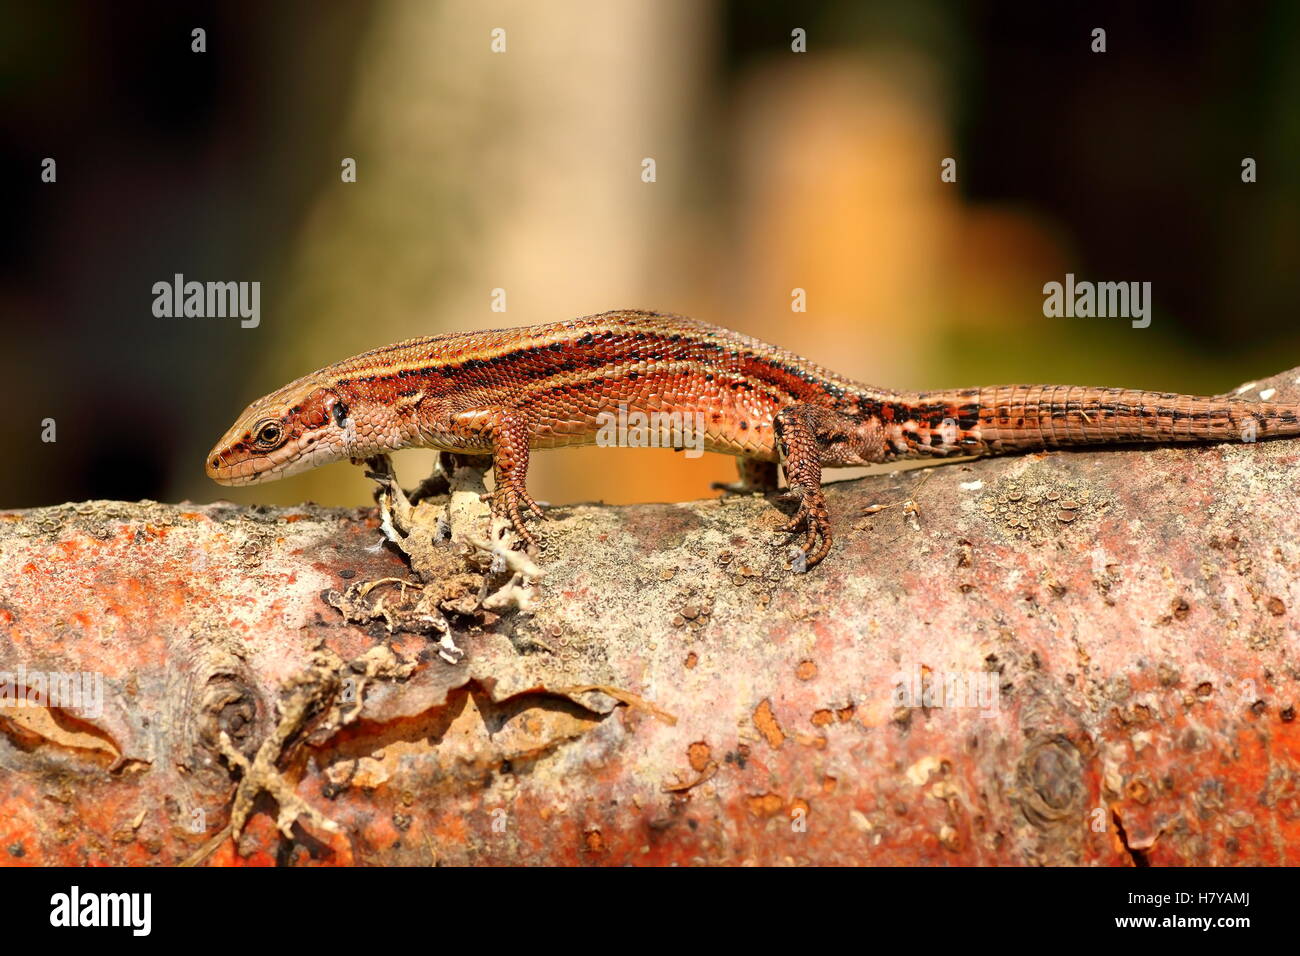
<box><xmin>747</xmin><ymin>793</ymin><xmax>784</xmax><ymax>818</ymax></box>
<box><xmin>753</xmin><ymin>698</ymin><xmax>785</xmax><ymax>749</ymax></box>
<box><xmin>688</xmin><ymin>741</ymin><xmax>712</xmax><ymax>773</ymax></box>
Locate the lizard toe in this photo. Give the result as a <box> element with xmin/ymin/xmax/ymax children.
<box><xmin>523</xmin><ymin>494</ymin><xmax>546</xmax><ymax>521</ymax></box>
<box><xmin>490</xmin><ymin>487</ymin><xmax>541</xmax><ymax>549</ymax></box>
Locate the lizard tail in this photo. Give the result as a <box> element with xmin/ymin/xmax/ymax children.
<box><xmin>881</xmin><ymin>385</ymin><xmax>1300</xmax><ymax>457</ymax></box>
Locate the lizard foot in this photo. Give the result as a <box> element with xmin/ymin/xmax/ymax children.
<box><xmin>712</xmin><ymin>479</ymin><xmax>766</xmax><ymax>496</ymax></box>
<box><xmin>362</xmin><ymin>454</ymin><xmax>414</xmax><ymax>544</ymax></box>
<box><xmin>778</xmin><ymin>488</ymin><xmax>832</xmax><ymax>570</ymax></box>
<box><xmin>482</xmin><ymin>485</ymin><xmax>545</xmax><ymax>550</ymax></box>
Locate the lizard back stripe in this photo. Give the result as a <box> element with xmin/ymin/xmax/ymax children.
<box><xmin>319</xmin><ymin>311</ymin><xmax>880</xmax><ymax>407</ymax></box>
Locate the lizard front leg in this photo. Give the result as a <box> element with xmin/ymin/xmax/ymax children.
<box><xmin>361</xmin><ymin>453</ymin><xmax>414</xmax><ymax>543</ymax></box>
<box><xmin>440</xmin><ymin>406</ymin><xmax>545</xmax><ymax>548</ymax></box>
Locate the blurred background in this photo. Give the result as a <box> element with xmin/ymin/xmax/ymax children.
<box><xmin>2</xmin><ymin>0</ymin><xmax>1298</xmax><ymax>510</ymax></box>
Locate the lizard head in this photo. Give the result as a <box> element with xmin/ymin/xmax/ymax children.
<box><xmin>206</xmin><ymin>378</ymin><xmax>353</xmax><ymax>486</ymax></box>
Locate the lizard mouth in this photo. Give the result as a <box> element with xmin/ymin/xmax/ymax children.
<box><xmin>206</xmin><ymin>453</ymin><xmax>277</xmax><ymax>486</ymax></box>
<box><xmin>206</xmin><ymin>431</ymin><xmax>339</xmax><ymax>485</ymax></box>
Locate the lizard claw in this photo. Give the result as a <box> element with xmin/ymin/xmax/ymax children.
<box><xmin>778</xmin><ymin>489</ymin><xmax>832</xmax><ymax>570</ymax></box>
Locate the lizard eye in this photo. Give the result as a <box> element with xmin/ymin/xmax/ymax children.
<box><xmin>255</xmin><ymin>421</ymin><xmax>284</xmax><ymax>447</ymax></box>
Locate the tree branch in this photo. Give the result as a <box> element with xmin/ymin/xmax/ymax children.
<box><xmin>2</xmin><ymin>368</ymin><xmax>1299</xmax><ymax>864</ymax></box>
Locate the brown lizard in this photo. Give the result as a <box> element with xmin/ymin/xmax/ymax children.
<box><xmin>207</xmin><ymin>310</ymin><xmax>1300</xmax><ymax>568</ymax></box>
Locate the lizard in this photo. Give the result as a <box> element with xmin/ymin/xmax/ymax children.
<box><xmin>206</xmin><ymin>309</ymin><xmax>1300</xmax><ymax>569</ymax></box>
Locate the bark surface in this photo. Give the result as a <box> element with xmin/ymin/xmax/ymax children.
<box><xmin>2</xmin><ymin>370</ymin><xmax>1299</xmax><ymax>866</ymax></box>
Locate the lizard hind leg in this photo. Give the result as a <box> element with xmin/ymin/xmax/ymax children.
<box><xmin>712</xmin><ymin>456</ymin><xmax>781</xmax><ymax>495</ymax></box>
<box><xmin>773</xmin><ymin>405</ymin><xmax>831</xmax><ymax>569</ymax></box>
<box><xmin>772</xmin><ymin>403</ymin><xmax>881</xmax><ymax>569</ymax></box>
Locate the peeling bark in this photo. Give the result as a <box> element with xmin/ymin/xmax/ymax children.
<box><xmin>2</xmin><ymin>369</ymin><xmax>1300</xmax><ymax>865</ymax></box>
